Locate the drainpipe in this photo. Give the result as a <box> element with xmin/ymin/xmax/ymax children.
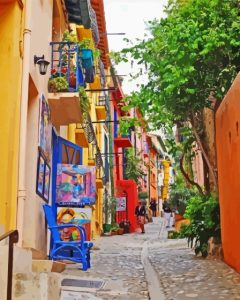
<box><xmin>17</xmin><ymin>0</ymin><xmax>32</xmax><ymax>247</ymax></box>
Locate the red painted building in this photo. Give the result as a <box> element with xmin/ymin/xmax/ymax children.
<box><xmin>216</xmin><ymin>73</ymin><xmax>240</xmax><ymax>272</ymax></box>
<box><xmin>110</xmin><ymin>76</ymin><xmax>138</xmax><ymax>233</ymax></box>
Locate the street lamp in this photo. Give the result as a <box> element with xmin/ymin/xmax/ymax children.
<box><xmin>34</xmin><ymin>55</ymin><xmax>50</xmax><ymax>75</ymax></box>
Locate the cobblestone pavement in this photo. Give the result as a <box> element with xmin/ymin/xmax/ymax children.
<box><xmin>60</xmin><ymin>217</ymin><xmax>240</xmax><ymax>300</ymax></box>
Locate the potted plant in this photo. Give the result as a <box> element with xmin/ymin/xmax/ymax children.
<box><xmin>78</xmin><ymin>86</ymin><xmax>91</xmax><ymax>115</ymax></box>
<box><xmin>110</xmin><ymin>226</ymin><xmax>118</xmax><ymax>236</ymax></box>
<box><xmin>119</xmin><ymin>220</ymin><xmax>130</xmax><ymax>234</ymax></box>
<box><xmin>78</xmin><ymin>38</ymin><xmax>93</xmax><ymax>69</ymax></box>
<box><xmin>103</xmin><ymin>223</ymin><xmax>111</xmax><ymax>233</ymax></box>
<box><xmin>48</xmin><ymin>76</ymin><xmax>68</xmax><ymax>92</ymax></box>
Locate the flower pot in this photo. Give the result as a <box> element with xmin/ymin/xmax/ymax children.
<box><xmin>117</xmin><ymin>228</ymin><xmax>124</xmax><ymax>235</ymax></box>
<box><xmin>111</xmin><ymin>231</ymin><xmax>117</xmax><ymax>236</ymax></box>
<box><xmin>103</xmin><ymin>224</ymin><xmax>111</xmax><ymax>233</ymax></box>
<box><xmin>81</xmin><ymin>49</ymin><xmax>93</xmax><ymax>59</ymax></box>
<box><xmin>69</xmin><ymin>74</ymin><xmax>76</xmax><ymax>88</ymax></box>
<box><xmin>175</xmin><ymin>214</ymin><xmax>184</xmax><ymax>221</ymax></box>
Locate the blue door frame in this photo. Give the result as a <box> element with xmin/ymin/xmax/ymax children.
<box><xmin>51</xmin><ymin>129</ymin><xmax>83</xmax><ymax>217</ymax></box>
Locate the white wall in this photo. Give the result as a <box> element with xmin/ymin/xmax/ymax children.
<box><xmin>23</xmin><ymin>0</ymin><xmax>53</xmax><ymax>253</ymax></box>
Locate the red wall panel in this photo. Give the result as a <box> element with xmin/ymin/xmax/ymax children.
<box><xmin>216</xmin><ymin>73</ymin><xmax>240</xmax><ymax>272</ymax></box>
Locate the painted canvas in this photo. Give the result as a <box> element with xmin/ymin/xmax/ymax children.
<box><xmin>43</xmin><ymin>164</ymin><xmax>51</xmax><ymax>201</ymax></box>
<box><xmin>37</xmin><ymin>155</ymin><xmax>45</xmax><ymax>195</ymax></box>
<box><xmin>38</xmin><ymin>94</ymin><xmax>52</xmax><ymax>161</ymax></box>
<box><xmin>56</xmin><ymin>164</ymin><xmax>96</xmax><ymax>206</ymax></box>
<box><xmin>36</xmin><ymin>150</ymin><xmax>51</xmax><ymax>202</ymax></box>
<box><xmin>57</xmin><ymin>207</ymin><xmax>92</xmax><ymax>241</ymax></box>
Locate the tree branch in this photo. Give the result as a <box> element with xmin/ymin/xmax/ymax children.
<box><xmin>179</xmin><ymin>153</ymin><xmax>204</xmax><ymax>196</ymax></box>
<box><xmin>190</xmin><ymin>112</ymin><xmax>218</xmax><ymax>192</ymax></box>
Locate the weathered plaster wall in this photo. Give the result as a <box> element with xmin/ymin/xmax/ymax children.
<box><xmin>0</xmin><ymin>2</ymin><xmax>23</xmax><ymax>231</ymax></box>
<box><xmin>216</xmin><ymin>72</ymin><xmax>240</xmax><ymax>272</ymax></box>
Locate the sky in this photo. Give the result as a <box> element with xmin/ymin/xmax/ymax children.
<box><xmin>103</xmin><ymin>0</ymin><xmax>168</xmax><ymax>94</ymax></box>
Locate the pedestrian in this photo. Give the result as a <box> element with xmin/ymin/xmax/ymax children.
<box><xmin>135</xmin><ymin>200</ymin><xmax>146</xmax><ymax>234</ymax></box>
<box><xmin>162</xmin><ymin>201</ymin><xmax>172</xmax><ymax>228</ymax></box>
<box><xmin>149</xmin><ymin>198</ymin><xmax>157</xmax><ymax>217</ymax></box>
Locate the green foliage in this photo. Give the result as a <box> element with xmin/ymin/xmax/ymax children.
<box><xmin>78</xmin><ymin>86</ymin><xmax>91</xmax><ymax>114</ymax></box>
<box><xmin>119</xmin><ymin>116</ymin><xmax>139</xmax><ymax>135</ymax></box>
<box><xmin>62</xmin><ymin>30</ymin><xmax>78</xmax><ymax>43</ymax></box>
<box><xmin>168</xmin><ymin>173</ymin><xmax>198</xmax><ymax>215</ymax></box>
<box><xmin>168</xmin><ymin>230</ymin><xmax>181</xmax><ymax>239</ymax></box>
<box><xmin>93</xmin><ymin>48</ymin><xmax>101</xmax><ymax>60</ymax></box>
<box><xmin>117</xmin><ymin>0</ymin><xmax>240</xmax><ymax>161</ymax></box>
<box><xmin>78</xmin><ymin>38</ymin><xmax>91</xmax><ymax>49</ymax></box>
<box><xmin>103</xmin><ymin>195</ymin><xmax>116</xmax><ymax>225</ymax></box>
<box><xmin>110</xmin><ymin>223</ymin><xmax>119</xmax><ymax>232</ymax></box>
<box><xmin>48</xmin><ymin>77</ymin><xmax>68</xmax><ymax>92</ymax></box>
<box><xmin>179</xmin><ymin>193</ymin><xmax>221</xmax><ymax>257</ymax></box>
<box><xmin>138</xmin><ymin>191</ymin><xmax>149</xmax><ymax>199</ymax></box>
<box><xmin>125</xmin><ymin>149</ymin><xmax>145</xmax><ymax>186</ymax></box>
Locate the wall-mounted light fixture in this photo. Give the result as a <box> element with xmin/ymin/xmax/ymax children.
<box><xmin>34</xmin><ymin>55</ymin><xmax>50</xmax><ymax>75</ymax></box>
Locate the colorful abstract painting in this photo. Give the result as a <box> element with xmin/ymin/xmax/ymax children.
<box><xmin>38</xmin><ymin>94</ymin><xmax>52</xmax><ymax>161</ymax></box>
<box><xmin>57</xmin><ymin>207</ymin><xmax>92</xmax><ymax>241</ymax></box>
<box><xmin>43</xmin><ymin>164</ymin><xmax>51</xmax><ymax>201</ymax></box>
<box><xmin>56</xmin><ymin>164</ymin><xmax>96</xmax><ymax>206</ymax></box>
<box><xmin>37</xmin><ymin>155</ymin><xmax>45</xmax><ymax>195</ymax></box>
<box><xmin>36</xmin><ymin>150</ymin><xmax>51</xmax><ymax>202</ymax></box>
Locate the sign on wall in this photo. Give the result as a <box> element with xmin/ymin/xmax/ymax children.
<box><xmin>56</xmin><ymin>164</ymin><xmax>96</xmax><ymax>206</ymax></box>
<box><xmin>116</xmin><ymin>197</ymin><xmax>126</xmax><ymax>212</ymax></box>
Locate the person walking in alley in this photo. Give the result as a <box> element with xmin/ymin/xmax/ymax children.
<box><xmin>162</xmin><ymin>201</ymin><xmax>172</xmax><ymax>228</ymax></box>
<box><xmin>150</xmin><ymin>198</ymin><xmax>157</xmax><ymax>217</ymax></box>
<box><xmin>135</xmin><ymin>200</ymin><xmax>146</xmax><ymax>233</ymax></box>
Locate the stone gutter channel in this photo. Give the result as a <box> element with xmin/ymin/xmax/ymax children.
<box><xmin>141</xmin><ymin>219</ymin><xmax>166</xmax><ymax>300</ymax></box>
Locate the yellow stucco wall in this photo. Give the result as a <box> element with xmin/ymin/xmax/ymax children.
<box><xmin>0</xmin><ymin>2</ymin><xmax>23</xmax><ymax>231</ymax></box>
<box><xmin>66</xmin><ymin>25</ymin><xmax>104</xmax><ymax>239</ymax></box>
<box><xmin>162</xmin><ymin>160</ymin><xmax>170</xmax><ymax>200</ymax></box>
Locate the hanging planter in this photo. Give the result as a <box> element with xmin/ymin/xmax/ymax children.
<box><xmin>84</xmin><ymin>66</ymin><xmax>95</xmax><ymax>83</ymax></box>
<box><xmin>80</xmin><ymin>49</ymin><xmax>93</xmax><ymax>69</ymax></box>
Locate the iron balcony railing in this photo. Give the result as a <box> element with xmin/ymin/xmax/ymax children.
<box><xmin>49</xmin><ymin>42</ymin><xmax>86</xmax><ymax>92</ymax></box>
<box><xmin>49</xmin><ymin>41</ymin><xmax>97</xmax><ymax>93</ymax></box>
<box><xmin>89</xmin><ymin>3</ymin><xmax>100</xmax><ymax>46</ymax></box>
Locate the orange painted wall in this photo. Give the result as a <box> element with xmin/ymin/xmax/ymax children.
<box><xmin>216</xmin><ymin>72</ymin><xmax>240</xmax><ymax>272</ymax></box>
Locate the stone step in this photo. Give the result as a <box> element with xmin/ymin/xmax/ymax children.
<box><xmin>13</xmin><ymin>272</ymin><xmax>61</xmax><ymax>300</ymax></box>
<box><xmin>0</xmin><ymin>244</ymin><xmax>32</xmax><ymax>298</ymax></box>
<box><xmin>32</xmin><ymin>260</ymin><xmax>66</xmax><ymax>273</ymax></box>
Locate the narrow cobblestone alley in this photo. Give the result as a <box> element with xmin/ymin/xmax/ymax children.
<box><xmin>60</xmin><ymin>218</ymin><xmax>240</xmax><ymax>300</ymax></box>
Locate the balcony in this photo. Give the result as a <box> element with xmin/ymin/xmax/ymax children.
<box><xmin>49</xmin><ymin>42</ymin><xmax>86</xmax><ymax>92</ymax></box>
<box><xmin>48</xmin><ymin>42</ymin><xmax>86</xmax><ymax>126</ymax></box>
<box><xmin>89</xmin><ymin>74</ymin><xmax>101</xmax><ymax>90</ymax></box>
<box><xmin>75</xmin><ymin>125</ymin><xmax>88</xmax><ymax>148</ymax></box>
<box><xmin>48</xmin><ymin>93</ymin><xmax>83</xmax><ymax>127</ymax></box>
<box><xmin>114</xmin><ymin>135</ymin><xmax>132</xmax><ymax>148</ymax></box>
<box><xmin>88</xmin><ymin>158</ymin><xmax>95</xmax><ymax>166</ymax></box>
<box><xmin>95</xmin><ymin>96</ymin><xmax>107</xmax><ymax>120</ymax></box>
<box><xmin>96</xmin><ymin>167</ymin><xmax>104</xmax><ymax>189</ymax></box>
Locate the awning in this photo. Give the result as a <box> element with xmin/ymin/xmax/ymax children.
<box><xmin>114</xmin><ymin>137</ymin><xmax>132</xmax><ymax>148</ymax></box>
